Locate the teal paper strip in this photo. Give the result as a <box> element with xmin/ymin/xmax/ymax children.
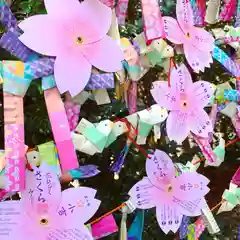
<box><xmin>127</xmin><ymin>210</ymin><xmax>144</xmax><ymax>240</ymax></box>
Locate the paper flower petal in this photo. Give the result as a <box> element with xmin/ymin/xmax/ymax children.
<box><xmin>156</xmin><ymin>204</ymin><xmax>183</xmax><ymax>234</ymax></box>
<box><xmin>162</xmin><ymin>17</ymin><xmax>184</xmax><ymax>44</ymax></box>
<box><xmin>31</xmin><ymin>163</ymin><xmax>62</xmax><ymax>216</ymax></box>
<box><xmin>192</xmin><ymin>81</ymin><xmax>215</xmax><ymax>107</ymax></box>
<box><xmin>184</xmin><ymin>44</ymin><xmax>212</xmax><ymax>73</ymax></box>
<box><xmin>198</xmin><ymin>51</ymin><xmax>213</xmax><ymax>70</ymax></box>
<box><xmin>172</xmin><ymin>197</ymin><xmax>204</xmax><ymax>217</ymax></box>
<box><xmin>189</xmin><ymin>108</ymin><xmax>213</xmax><ymax>137</ymax></box>
<box><xmin>47</xmin><ymin>225</ymin><xmax>94</xmax><ymax>240</ymax></box>
<box><xmin>21</xmin><ymin>170</ymin><xmax>39</xmax><ymax>215</ymax></box>
<box><xmin>44</xmin><ymin>0</ymin><xmax>83</xmax><ymax>16</ymax></box>
<box><xmin>54</xmin><ymin>53</ymin><xmax>92</xmax><ymax>96</ymax></box>
<box><xmin>170</xmin><ymin>64</ymin><xmax>193</xmax><ymax>94</ymax></box>
<box><xmin>21</xmin><ymin>212</ymin><xmax>49</xmax><ymax>240</ymax></box>
<box><xmin>146</xmin><ymin>150</ymin><xmax>175</xmax><ymax>186</ymax></box>
<box><xmin>0</xmin><ymin>201</ymin><xmax>22</xmax><ymax>238</ymax></box>
<box><xmin>190</xmin><ymin>27</ymin><xmax>215</xmax><ymax>52</ymax></box>
<box><xmin>166</xmin><ymin>111</ymin><xmax>189</xmax><ymax>144</ymax></box>
<box><xmin>176</xmin><ymin>0</ymin><xmax>194</xmax><ymax>32</ymax></box>
<box><xmin>128</xmin><ymin>177</ymin><xmax>156</xmax><ymax>209</ymax></box>
<box><xmin>44</xmin><ymin>0</ymin><xmax>112</xmax><ymax>41</ymax></box>
<box><xmin>57</xmin><ymin>187</ymin><xmax>101</xmax><ymax>224</ymax></box>
<box><xmin>19</xmin><ymin>15</ymin><xmax>60</xmax><ymax>56</ymax></box>
<box><xmin>172</xmin><ymin>172</ymin><xmax>210</xmax><ymax>201</ymax></box>
<box><xmin>82</xmin><ymin>36</ymin><xmax>124</xmax><ymax>72</ymax></box>
<box><xmin>151</xmin><ymin>81</ymin><xmax>179</xmax><ymax>110</ymax></box>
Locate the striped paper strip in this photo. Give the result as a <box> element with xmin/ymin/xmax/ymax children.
<box><xmin>44</xmin><ymin>87</ymin><xmax>79</xmax><ymax>172</ymax></box>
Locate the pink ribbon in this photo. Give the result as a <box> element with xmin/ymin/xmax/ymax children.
<box><xmin>192</xmin><ymin>134</ymin><xmax>217</xmax><ymax>163</ymax></box>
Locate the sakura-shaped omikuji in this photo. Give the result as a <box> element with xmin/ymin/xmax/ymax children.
<box><xmin>162</xmin><ymin>0</ymin><xmax>214</xmax><ymax>73</ymax></box>
<box><xmin>0</xmin><ymin>163</ymin><xmax>101</xmax><ymax>240</ymax></box>
<box><xmin>128</xmin><ymin>150</ymin><xmax>210</xmax><ymax>234</ymax></box>
<box><xmin>151</xmin><ymin>63</ymin><xmax>215</xmax><ymax>144</ymax></box>
<box><xmin>17</xmin><ymin>0</ymin><xmax>124</xmax><ymax>96</ymax></box>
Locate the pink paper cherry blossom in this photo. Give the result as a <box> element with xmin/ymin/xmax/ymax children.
<box><xmin>18</xmin><ymin>0</ymin><xmax>124</xmax><ymax>96</ymax></box>
<box><xmin>128</xmin><ymin>150</ymin><xmax>210</xmax><ymax>234</ymax></box>
<box><xmin>151</xmin><ymin>63</ymin><xmax>214</xmax><ymax>144</ymax></box>
<box><xmin>0</xmin><ymin>163</ymin><xmax>101</xmax><ymax>240</ymax></box>
<box><xmin>162</xmin><ymin>0</ymin><xmax>214</xmax><ymax>73</ymax></box>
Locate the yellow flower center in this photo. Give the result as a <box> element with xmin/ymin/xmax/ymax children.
<box><xmin>186</xmin><ymin>32</ymin><xmax>191</xmax><ymax>38</ymax></box>
<box><xmin>181</xmin><ymin>100</ymin><xmax>188</xmax><ymax>107</ymax></box>
<box><xmin>39</xmin><ymin>218</ymin><xmax>49</xmax><ymax>226</ymax></box>
<box><xmin>76</xmin><ymin>36</ymin><xmax>84</xmax><ymax>45</ymax></box>
<box><xmin>166</xmin><ymin>184</ymin><xmax>173</xmax><ymax>193</ymax></box>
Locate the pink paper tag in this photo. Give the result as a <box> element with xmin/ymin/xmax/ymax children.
<box><xmin>220</xmin><ymin>0</ymin><xmax>236</xmax><ymax>21</ymax></box>
<box><xmin>232</xmin><ymin>167</ymin><xmax>240</xmax><ymax>186</ymax></box>
<box><xmin>128</xmin><ymin>81</ymin><xmax>137</xmax><ymax>114</ymax></box>
<box><xmin>193</xmin><ymin>135</ymin><xmax>216</xmax><ymax>163</ymax></box>
<box><xmin>4</xmin><ymin>93</ymin><xmax>25</xmax><ymax>192</ymax></box>
<box><xmin>141</xmin><ymin>0</ymin><xmax>165</xmax><ymax>45</ymax></box>
<box><xmin>195</xmin><ymin>218</ymin><xmax>206</xmax><ymax>238</ymax></box>
<box><xmin>44</xmin><ymin>88</ymin><xmax>79</xmax><ymax>172</ymax></box>
<box><xmin>91</xmin><ymin>214</ymin><xmax>118</xmax><ymax>239</ymax></box>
